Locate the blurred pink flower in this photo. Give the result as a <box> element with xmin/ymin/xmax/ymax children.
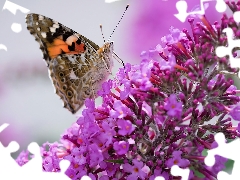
<box><xmin>128</xmin><ymin>0</ymin><xmax>222</xmax><ymax>60</ymax></box>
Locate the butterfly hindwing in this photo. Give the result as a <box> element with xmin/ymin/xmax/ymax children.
<box><xmin>49</xmin><ymin>52</ymin><xmax>103</xmax><ymax>113</ymax></box>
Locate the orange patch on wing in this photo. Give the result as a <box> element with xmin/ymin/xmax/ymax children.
<box><xmin>75</xmin><ymin>43</ymin><xmax>85</xmax><ymax>52</ymax></box>
<box><xmin>47</xmin><ymin>38</ymin><xmax>70</xmax><ymax>58</ymax></box>
<box><xmin>47</xmin><ymin>38</ymin><xmax>86</xmax><ymax>59</ymax></box>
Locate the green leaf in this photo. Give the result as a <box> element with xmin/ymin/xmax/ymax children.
<box><xmin>105</xmin><ymin>159</ymin><xmax>124</xmax><ymax>164</ymax></box>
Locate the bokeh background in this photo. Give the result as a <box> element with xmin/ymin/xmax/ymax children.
<box><xmin>0</xmin><ymin>0</ymin><xmax>222</xmax><ymax>157</ymax></box>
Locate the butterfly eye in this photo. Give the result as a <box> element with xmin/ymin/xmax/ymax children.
<box><xmin>85</xmin><ymin>89</ymin><xmax>90</xmax><ymax>96</ymax></box>
<box><xmin>62</xmin><ymin>85</ymin><xmax>67</xmax><ymax>90</ymax></box>
<box><xmin>61</xmin><ymin>78</ymin><xmax>65</xmax><ymax>83</ymax></box>
<box><xmin>59</xmin><ymin>72</ymin><xmax>64</xmax><ymax>77</ymax></box>
<box><xmin>67</xmin><ymin>90</ymin><xmax>73</xmax><ymax>98</ymax></box>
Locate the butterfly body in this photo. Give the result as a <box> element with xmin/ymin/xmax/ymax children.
<box><xmin>26</xmin><ymin>13</ymin><xmax>113</xmax><ymax>113</ymax></box>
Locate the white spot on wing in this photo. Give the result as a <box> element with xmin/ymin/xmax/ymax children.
<box><xmin>68</xmin><ymin>56</ymin><xmax>76</xmax><ymax>63</ymax></box>
<box><xmin>78</xmin><ymin>63</ymin><xmax>82</xmax><ymax>69</ymax></box>
<box><xmin>38</xmin><ymin>15</ymin><xmax>44</xmax><ymax>20</ymax></box>
<box><xmin>37</xmin><ymin>27</ymin><xmax>40</xmax><ymax>31</ymax></box>
<box><xmin>52</xmin><ymin>59</ymin><xmax>58</xmax><ymax>67</ymax></box>
<box><xmin>69</xmin><ymin>70</ymin><xmax>79</xmax><ymax>80</ymax></box>
<box><xmin>53</xmin><ymin>23</ymin><xmax>59</xmax><ymax>28</ymax></box>
<box><xmin>80</xmin><ymin>53</ymin><xmax>86</xmax><ymax>63</ymax></box>
<box><xmin>50</xmin><ymin>27</ymin><xmax>56</xmax><ymax>32</ymax></box>
<box><xmin>66</xmin><ymin>35</ymin><xmax>78</xmax><ymax>45</ymax></box>
<box><xmin>41</xmin><ymin>32</ymin><xmax>46</xmax><ymax>38</ymax></box>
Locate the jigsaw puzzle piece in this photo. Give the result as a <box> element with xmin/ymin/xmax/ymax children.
<box><xmin>215</xmin><ymin>46</ymin><xmax>228</xmax><ymax>59</ymax></box>
<box><xmin>0</xmin><ymin>141</ymin><xmax>20</xmax><ymax>167</ymax></box>
<box><xmin>171</xmin><ymin>165</ymin><xmax>190</xmax><ymax>180</ymax></box>
<box><xmin>175</xmin><ymin>0</ymin><xmax>224</xmax><ymax>22</ymax></box>
<box><xmin>0</xmin><ymin>124</ymin><xmax>72</xmax><ymax>179</ymax></box>
<box><xmin>21</xmin><ymin>142</ymin><xmax>42</xmax><ymax>173</ymax></box>
<box><xmin>154</xmin><ymin>176</ymin><xmax>165</xmax><ymax>180</ymax></box>
<box><xmin>0</xmin><ymin>123</ymin><xmax>9</xmax><ymax>132</ymax></box>
<box><xmin>215</xmin><ymin>0</ymin><xmax>227</xmax><ymax>12</ymax></box>
<box><xmin>105</xmin><ymin>0</ymin><xmax>121</xmax><ymax>3</ymax></box>
<box><xmin>2</xmin><ymin>0</ymin><xmax>29</xmax><ymax>15</ymax></box>
<box><xmin>215</xmin><ymin>28</ymin><xmax>240</xmax><ymax>68</ymax></box>
<box><xmin>205</xmin><ymin>133</ymin><xmax>227</xmax><ymax>166</ymax></box>
<box><xmin>2</xmin><ymin>0</ymin><xmax>30</xmax><ymax>34</ymax></box>
<box><xmin>175</xmin><ymin>1</ymin><xmax>206</xmax><ymax>22</ymax></box>
<box><xmin>233</xmin><ymin>11</ymin><xmax>240</xmax><ymax>23</ymax></box>
<box><xmin>11</xmin><ymin>22</ymin><xmax>22</xmax><ymax>33</ymax></box>
<box><xmin>59</xmin><ymin>159</ymin><xmax>70</xmax><ymax>174</ymax></box>
<box><xmin>0</xmin><ymin>141</ymin><xmax>22</xmax><ymax>180</ymax></box>
<box><xmin>20</xmin><ymin>142</ymin><xmax>47</xmax><ymax>180</ymax></box>
<box><xmin>20</xmin><ymin>142</ymin><xmax>72</xmax><ymax>180</ymax></box>
<box><xmin>81</xmin><ymin>175</ymin><xmax>92</xmax><ymax>180</ymax></box>
<box><xmin>217</xmin><ymin>171</ymin><xmax>234</xmax><ymax>180</ymax></box>
<box><xmin>205</xmin><ymin>133</ymin><xmax>240</xmax><ymax>179</ymax></box>
<box><xmin>0</xmin><ymin>124</ymin><xmax>21</xmax><ymax>179</ymax></box>
<box><xmin>174</xmin><ymin>1</ymin><xmax>188</xmax><ymax>22</ymax></box>
<box><xmin>39</xmin><ymin>160</ymin><xmax>71</xmax><ymax>180</ymax></box>
<box><xmin>175</xmin><ymin>0</ymin><xmax>207</xmax><ymax>23</ymax></box>
<box><xmin>0</xmin><ymin>44</ymin><xmax>7</xmax><ymax>51</ymax></box>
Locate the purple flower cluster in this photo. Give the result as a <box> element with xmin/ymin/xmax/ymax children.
<box><xmin>16</xmin><ymin>1</ymin><xmax>240</xmax><ymax>179</ymax></box>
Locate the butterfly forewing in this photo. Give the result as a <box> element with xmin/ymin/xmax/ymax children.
<box><xmin>26</xmin><ymin>13</ymin><xmax>113</xmax><ymax>114</ymax></box>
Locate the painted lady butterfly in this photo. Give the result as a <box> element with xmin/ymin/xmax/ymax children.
<box><xmin>26</xmin><ymin>13</ymin><xmax>114</xmax><ymax>114</ymax></box>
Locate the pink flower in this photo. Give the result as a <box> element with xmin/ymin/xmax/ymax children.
<box><xmin>123</xmin><ymin>159</ymin><xmax>147</xmax><ymax>180</ymax></box>
<box><xmin>149</xmin><ymin>169</ymin><xmax>169</xmax><ymax>180</ymax></box>
<box><xmin>113</xmin><ymin>141</ymin><xmax>129</xmax><ymax>155</ymax></box>
<box><xmin>229</xmin><ymin>103</ymin><xmax>240</xmax><ymax>121</ymax></box>
<box><xmin>164</xmin><ymin>94</ymin><xmax>183</xmax><ymax>118</ymax></box>
<box><xmin>127</xmin><ymin>0</ymin><xmax>221</xmax><ymax>60</ymax></box>
<box><xmin>165</xmin><ymin>151</ymin><xmax>190</xmax><ymax>168</ymax></box>
<box><xmin>117</xmin><ymin>119</ymin><xmax>135</xmax><ymax>135</ymax></box>
<box><xmin>110</xmin><ymin>100</ymin><xmax>132</xmax><ymax>118</ymax></box>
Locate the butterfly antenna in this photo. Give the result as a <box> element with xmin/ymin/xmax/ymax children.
<box><xmin>107</xmin><ymin>4</ymin><xmax>129</xmax><ymax>41</ymax></box>
<box><xmin>100</xmin><ymin>24</ymin><xmax>106</xmax><ymax>43</ymax></box>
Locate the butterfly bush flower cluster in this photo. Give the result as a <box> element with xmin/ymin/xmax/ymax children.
<box><xmin>17</xmin><ymin>1</ymin><xmax>240</xmax><ymax>179</ymax></box>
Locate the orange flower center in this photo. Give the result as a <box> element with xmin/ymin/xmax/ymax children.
<box><xmin>171</xmin><ymin>104</ymin><xmax>176</xmax><ymax>109</ymax></box>
<box><xmin>134</xmin><ymin>167</ymin><xmax>139</xmax><ymax>173</ymax></box>
<box><xmin>174</xmin><ymin>159</ymin><xmax>178</xmax><ymax>164</ymax></box>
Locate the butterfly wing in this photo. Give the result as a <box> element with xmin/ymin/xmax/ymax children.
<box><xmin>26</xmin><ymin>13</ymin><xmax>104</xmax><ymax>113</ymax></box>
<box><xmin>26</xmin><ymin>13</ymin><xmax>100</xmax><ymax>66</ymax></box>
<box><xmin>49</xmin><ymin>53</ymin><xmax>104</xmax><ymax>113</ymax></box>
